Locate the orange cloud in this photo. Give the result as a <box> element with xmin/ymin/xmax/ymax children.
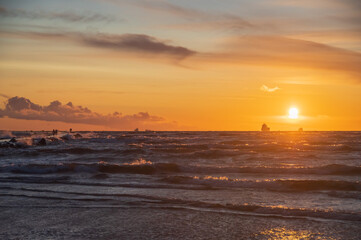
<box><xmin>200</xmin><ymin>35</ymin><xmax>361</xmax><ymax>78</ymax></box>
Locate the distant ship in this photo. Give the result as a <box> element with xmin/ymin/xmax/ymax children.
<box><xmin>261</xmin><ymin>123</ymin><xmax>270</xmax><ymax>132</ymax></box>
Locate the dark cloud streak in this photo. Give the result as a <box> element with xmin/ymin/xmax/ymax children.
<box><xmin>0</xmin><ymin>29</ymin><xmax>196</xmax><ymax>59</ymax></box>
<box><xmin>82</xmin><ymin>33</ymin><xmax>197</xmax><ymax>59</ymax></box>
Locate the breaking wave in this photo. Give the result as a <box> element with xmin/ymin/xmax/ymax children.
<box><xmin>1</xmin><ymin>162</ymin><xmax>360</xmax><ymax>176</ymax></box>
<box><xmin>163</xmin><ymin>175</ymin><xmax>361</xmax><ymax>192</ymax></box>
<box><xmin>0</xmin><ymin>160</ymin><xmax>179</xmax><ymax>175</ymax></box>
<box><xmin>184</xmin><ymin>164</ymin><xmax>361</xmax><ymax>175</ymax></box>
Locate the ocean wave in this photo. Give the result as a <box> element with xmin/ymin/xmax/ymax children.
<box><xmin>0</xmin><ymin>130</ymin><xmax>14</xmax><ymax>139</ymax></box>
<box><xmin>162</xmin><ymin>176</ymin><xmax>361</xmax><ymax>192</ymax></box>
<box><xmin>0</xmin><ymin>141</ymin><xmax>29</xmax><ymax>149</ymax></box>
<box><xmin>0</xmin><ymin>160</ymin><xmax>180</xmax><ymax>175</ymax></box>
<box><xmin>165</xmin><ymin>199</ymin><xmax>361</xmax><ymax>222</ymax></box>
<box><xmin>326</xmin><ymin>191</ymin><xmax>361</xmax><ymax>200</ymax></box>
<box><xmin>0</xmin><ymin>132</ymin><xmax>95</xmax><ymax>148</ymax></box>
<box><xmin>0</xmin><ymin>176</ymin><xmax>70</xmax><ymax>184</ymax></box>
<box><xmin>2</xmin><ymin>132</ymin><xmax>360</xmax><ymax>156</ymax></box>
<box><xmin>1</xmin><ymin>147</ymin><xmax>146</xmax><ymax>157</ymax></box>
<box><xmin>0</xmin><ymin>193</ymin><xmax>113</xmax><ymax>202</ymax></box>
<box><xmin>1</xmin><ymin>187</ymin><xmax>360</xmax><ymax>221</ymax></box>
<box><xmin>182</xmin><ymin>164</ymin><xmax>361</xmax><ymax>176</ymax></box>
<box><xmin>185</xmin><ymin>149</ymin><xmax>243</xmax><ymax>159</ymax></box>
<box><xmin>149</xmin><ymin>144</ymin><xmax>210</xmax><ymax>153</ymax></box>
<box><xmin>1</xmin><ymin>162</ymin><xmax>360</xmax><ymax>177</ymax></box>
<box><xmin>37</xmin><ymin>147</ymin><xmax>146</xmax><ymax>155</ymax></box>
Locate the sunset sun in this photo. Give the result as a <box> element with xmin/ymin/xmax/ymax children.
<box><xmin>288</xmin><ymin>107</ymin><xmax>299</xmax><ymax>119</ymax></box>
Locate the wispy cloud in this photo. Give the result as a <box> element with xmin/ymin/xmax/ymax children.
<box><xmin>0</xmin><ymin>96</ymin><xmax>177</xmax><ymax>130</ymax></box>
<box><xmin>260</xmin><ymin>85</ymin><xmax>280</xmax><ymax>92</ymax></box>
<box><xmin>203</xmin><ymin>35</ymin><xmax>361</xmax><ymax>78</ymax></box>
<box><xmin>82</xmin><ymin>33</ymin><xmax>196</xmax><ymax>59</ymax></box>
<box><xmin>0</xmin><ymin>6</ymin><xmax>117</xmax><ymax>23</ymax></box>
<box><xmin>104</xmin><ymin>0</ymin><xmax>254</xmax><ymax>31</ymax></box>
<box><xmin>0</xmin><ymin>30</ymin><xmax>196</xmax><ymax>60</ymax></box>
<box><xmin>270</xmin><ymin>0</ymin><xmax>361</xmax><ymax>27</ymax></box>
<box><xmin>0</xmin><ymin>93</ymin><xmax>10</xmax><ymax>99</ymax></box>
<box><xmin>2</xmin><ymin>28</ymin><xmax>360</xmax><ymax>78</ymax></box>
<box><xmin>273</xmin><ymin>0</ymin><xmax>361</xmax><ymax>10</ymax></box>
<box><xmin>131</xmin><ymin>0</ymin><xmax>200</xmax><ymax>18</ymax></box>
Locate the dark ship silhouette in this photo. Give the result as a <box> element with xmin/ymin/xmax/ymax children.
<box><xmin>261</xmin><ymin>123</ymin><xmax>270</xmax><ymax>132</ymax></box>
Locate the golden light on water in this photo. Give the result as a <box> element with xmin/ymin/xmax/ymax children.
<box><xmin>288</xmin><ymin>107</ymin><xmax>299</xmax><ymax>119</ymax></box>
<box><xmin>256</xmin><ymin>227</ymin><xmax>334</xmax><ymax>240</ymax></box>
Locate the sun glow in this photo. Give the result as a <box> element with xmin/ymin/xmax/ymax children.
<box><xmin>288</xmin><ymin>107</ymin><xmax>299</xmax><ymax>119</ymax></box>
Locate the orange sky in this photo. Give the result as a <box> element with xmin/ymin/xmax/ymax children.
<box><xmin>0</xmin><ymin>0</ymin><xmax>360</xmax><ymax>131</ymax></box>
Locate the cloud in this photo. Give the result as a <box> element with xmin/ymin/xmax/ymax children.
<box><xmin>82</xmin><ymin>33</ymin><xmax>196</xmax><ymax>59</ymax></box>
<box><xmin>0</xmin><ymin>93</ymin><xmax>10</xmax><ymax>99</ymax></box>
<box><xmin>269</xmin><ymin>0</ymin><xmax>361</xmax><ymax>27</ymax></box>
<box><xmin>260</xmin><ymin>85</ymin><xmax>280</xmax><ymax>92</ymax></box>
<box><xmin>344</xmin><ymin>0</ymin><xmax>361</xmax><ymax>9</ymax></box>
<box><xmin>106</xmin><ymin>0</ymin><xmax>254</xmax><ymax>31</ymax></box>
<box><xmin>163</xmin><ymin>15</ymin><xmax>256</xmax><ymax>32</ymax></box>
<box><xmin>203</xmin><ymin>36</ymin><xmax>361</xmax><ymax>78</ymax></box>
<box><xmin>131</xmin><ymin>0</ymin><xmax>199</xmax><ymax>18</ymax></box>
<box><xmin>1</xmin><ymin>29</ymin><xmax>196</xmax><ymax>60</ymax></box>
<box><xmin>0</xmin><ymin>6</ymin><xmax>116</xmax><ymax>23</ymax></box>
<box><xmin>3</xmin><ymin>28</ymin><xmax>360</xmax><ymax>77</ymax></box>
<box><xmin>274</xmin><ymin>0</ymin><xmax>361</xmax><ymax>10</ymax></box>
<box><xmin>0</xmin><ymin>96</ymin><xmax>176</xmax><ymax>130</ymax></box>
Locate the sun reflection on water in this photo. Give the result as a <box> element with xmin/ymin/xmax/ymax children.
<box><xmin>256</xmin><ymin>227</ymin><xmax>336</xmax><ymax>240</ymax></box>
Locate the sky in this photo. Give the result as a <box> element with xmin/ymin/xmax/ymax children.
<box><xmin>0</xmin><ymin>0</ymin><xmax>360</xmax><ymax>131</ymax></box>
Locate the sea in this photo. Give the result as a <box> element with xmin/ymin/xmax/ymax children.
<box><xmin>0</xmin><ymin>131</ymin><xmax>360</xmax><ymax>239</ymax></box>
